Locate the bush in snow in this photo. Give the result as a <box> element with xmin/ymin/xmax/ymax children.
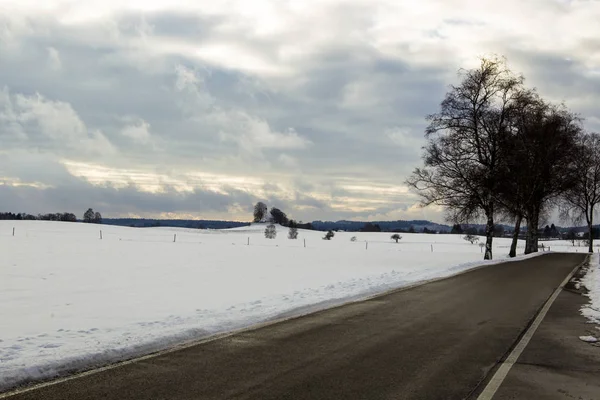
<box><xmin>323</xmin><ymin>230</ymin><xmax>335</xmax><ymax>240</ymax></box>
<box><xmin>288</xmin><ymin>220</ymin><xmax>298</xmax><ymax>239</ymax></box>
<box><xmin>463</xmin><ymin>234</ymin><xmax>479</xmax><ymax>244</ymax></box>
<box><xmin>391</xmin><ymin>233</ymin><xmax>402</xmax><ymax>243</ymax></box>
<box><xmin>350</xmin><ymin>236</ymin><xmax>357</xmax><ymax>242</ymax></box>
<box><xmin>265</xmin><ymin>223</ymin><xmax>277</xmax><ymax>239</ymax></box>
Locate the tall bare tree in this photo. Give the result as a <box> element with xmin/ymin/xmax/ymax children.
<box><xmin>506</xmin><ymin>100</ymin><xmax>581</xmax><ymax>253</ymax></box>
<box><xmin>406</xmin><ymin>57</ymin><xmax>524</xmax><ymax>260</ymax></box>
<box><xmin>494</xmin><ymin>89</ymin><xmax>542</xmax><ymax>257</ymax></box>
<box><xmin>560</xmin><ymin>132</ymin><xmax>600</xmax><ymax>253</ymax></box>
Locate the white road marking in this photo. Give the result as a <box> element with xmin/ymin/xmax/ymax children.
<box><xmin>476</xmin><ymin>256</ymin><xmax>588</xmax><ymax>400</ymax></box>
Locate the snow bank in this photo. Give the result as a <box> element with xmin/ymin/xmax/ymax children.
<box><xmin>1</xmin><ymin>221</ymin><xmax>543</xmax><ymax>391</ymax></box>
<box><xmin>581</xmin><ymin>253</ymin><xmax>600</xmax><ymax>325</ymax></box>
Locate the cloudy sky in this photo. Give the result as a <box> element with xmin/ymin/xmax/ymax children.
<box><xmin>1</xmin><ymin>0</ymin><xmax>599</xmax><ymax>223</ymax></box>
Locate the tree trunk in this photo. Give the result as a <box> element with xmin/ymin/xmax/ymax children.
<box><xmin>524</xmin><ymin>208</ymin><xmax>539</xmax><ymax>254</ymax></box>
<box><xmin>484</xmin><ymin>211</ymin><xmax>494</xmax><ymax>260</ymax></box>
<box><xmin>509</xmin><ymin>214</ymin><xmax>522</xmax><ymax>258</ymax></box>
<box><xmin>588</xmin><ymin>209</ymin><xmax>594</xmax><ymax>253</ymax></box>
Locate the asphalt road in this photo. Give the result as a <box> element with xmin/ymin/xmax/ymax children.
<box><xmin>5</xmin><ymin>253</ymin><xmax>586</xmax><ymax>400</ymax></box>
<box><xmin>493</xmin><ymin>270</ymin><xmax>600</xmax><ymax>399</ymax></box>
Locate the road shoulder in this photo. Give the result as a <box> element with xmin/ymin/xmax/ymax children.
<box><xmin>492</xmin><ymin>265</ymin><xmax>600</xmax><ymax>399</ymax></box>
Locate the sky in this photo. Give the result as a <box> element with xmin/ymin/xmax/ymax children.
<box><xmin>1</xmin><ymin>0</ymin><xmax>599</xmax><ymax>223</ymax></box>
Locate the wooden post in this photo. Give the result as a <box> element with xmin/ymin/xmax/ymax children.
<box><xmin>431</xmin><ymin>244</ymin><xmax>433</xmax><ymax>252</ymax></box>
<box><xmin>366</xmin><ymin>242</ymin><xmax>368</xmax><ymax>250</ymax></box>
<box><xmin>174</xmin><ymin>234</ymin><xmax>177</xmax><ymax>243</ymax></box>
<box><xmin>100</xmin><ymin>230</ymin><xmax>102</xmax><ymax>240</ymax></box>
<box><xmin>304</xmin><ymin>238</ymin><xmax>306</xmax><ymax>248</ymax></box>
<box><xmin>248</xmin><ymin>237</ymin><xmax>250</xmax><ymax>246</ymax></box>
<box><xmin>13</xmin><ymin>227</ymin><xmax>15</xmax><ymax>236</ymax></box>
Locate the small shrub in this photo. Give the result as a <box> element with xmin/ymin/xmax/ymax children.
<box><xmin>350</xmin><ymin>236</ymin><xmax>357</xmax><ymax>242</ymax></box>
<box><xmin>288</xmin><ymin>226</ymin><xmax>298</xmax><ymax>239</ymax></box>
<box><xmin>323</xmin><ymin>230</ymin><xmax>335</xmax><ymax>240</ymax></box>
<box><xmin>391</xmin><ymin>233</ymin><xmax>402</xmax><ymax>243</ymax></box>
<box><xmin>463</xmin><ymin>234</ymin><xmax>479</xmax><ymax>244</ymax></box>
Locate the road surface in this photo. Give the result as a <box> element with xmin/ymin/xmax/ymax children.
<box><xmin>4</xmin><ymin>253</ymin><xmax>586</xmax><ymax>400</ymax></box>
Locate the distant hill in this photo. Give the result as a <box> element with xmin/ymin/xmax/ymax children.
<box><xmin>102</xmin><ymin>218</ymin><xmax>250</xmax><ymax>230</ymax></box>
<box><xmin>310</xmin><ymin>220</ymin><xmax>452</xmax><ymax>232</ymax></box>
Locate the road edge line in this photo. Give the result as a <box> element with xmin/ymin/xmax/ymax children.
<box><xmin>0</xmin><ymin>252</ymin><xmax>549</xmax><ymax>399</ymax></box>
<box><xmin>476</xmin><ymin>254</ymin><xmax>589</xmax><ymax>400</ymax></box>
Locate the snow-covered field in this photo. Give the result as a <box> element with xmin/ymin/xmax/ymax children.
<box><xmin>0</xmin><ymin>221</ymin><xmax>589</xmax><ymax>391</ymax></box>
<box><xmin>581</xmin><ymin>253</ymin><xmax>600</xmax><ymax>327</ymax></box>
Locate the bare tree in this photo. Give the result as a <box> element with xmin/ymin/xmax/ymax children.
<box><xmin>264</xmin><ymin>223</ymin><xmax>277</xmax><ymax>239</ymax></box>
<box><xmin>253</xmin><ymin>202</ymin><xmax>267</xmax><ymax>223</ymax></box>
<box><xmin>493</xmin><ymin>91</ymin><xmax>540</xmax><ymax>257</ymax></box>
<box><xmin>506</xmin><ymin>100</ymin><xmax>582</xmax><ymax>254</ymax></box>
<box><xmin>391</xmin><ymin>234</ymin><xmax>402</xmax><ymax>243</ymax></box>
<box><xmin>463</xmin><ymin>234</ymin><xmax>479</xmax><ymax>244</ymax></box>
<box><xmin>560</xmin><ymin>132</ymin><xmax>600</xmax><ymax>253</ymax></box>
<box><xmin>270</xmin><ymin>207</ymin><xmax>288</xmax><ymax>226</ymax></box>
<box><xmin>288</xmin><ymin>220</ymin><xmax>298</xmax><ymax>239</ymax></box>
<box><xmin>83</xmin><ymin>208</ymin><xmax>95</xmax><ymax>223</ymax></box>
<box><xmin>406</xmin><ymin>57</ymin><xmax>524</xmax><ymax>260</ymax></box>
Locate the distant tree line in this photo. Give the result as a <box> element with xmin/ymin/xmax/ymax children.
<box><xmin>0</xmin><ymin>209</ymin><xmax>102</xmax><ymax>223</ymax></box>
<box><xmin>0</xmin><ymin>212</ymin><xmax>77</xmax><ymax>222</ymax></box>
<box><xmin>407</xmin><ymin>56</ymin><xmax>600</xmax><ymax>259</ymax></box>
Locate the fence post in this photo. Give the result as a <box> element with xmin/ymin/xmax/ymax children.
<box><xmin>100</xmin><ymin>230</ymin><xmax>102</xmax><ymax>240</ymax></box>
<box><xmin>304</xmin><ymin>238</ymin><xmax>306</xmax><ymax>248</ymax></box>
<box><xmin>173</xmin><ymin>234</ymin><xmax>176</xmax><ymax>243</ymax></box>
<box><xmin>366</xmin><ymin>242</ymin><xmax>368</xmax><ymax>250</ymax></box>
<box><xmin>13</xmin><ymin>227</ymin><xmax>15</xmax><ymax>236</ymax></box>
<box><xmin>248</xmin><ymin>237</ymin><xmax>250</xmax><ymax>246</ymax></box>
<box><xmin>431</xmin><ymin>244</ymin><xmax>433</xmax><ymax>252</ymax></box>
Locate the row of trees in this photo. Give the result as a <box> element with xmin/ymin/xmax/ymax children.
<box><xmin>253</xmin><ymin>202</ymin><xmax>314</xmax><ymax>230</ymax></box>
<box><xmin>407</xmin><ymin>57</ymin><xmax>600</xmax><ymax>259</ymax></box>
<box><xmin>253</xmin><ymin>202</ymin><xmax>289</xmax><ymax>225</ymax></box>
<box><xmin>0</xmin><ymin>211</ymin><xmax>95</xmax><ymax>222</ymax></box>
<box><xmin>264</xmin><ymin>220</ymin><xmax>299</xmax><ymax>239</ymax></box>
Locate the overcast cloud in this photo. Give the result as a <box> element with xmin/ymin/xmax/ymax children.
<box><xmin>1</xmin><ymin>0</ymin><xmax>599</xmax><ymax>222</ymax></box>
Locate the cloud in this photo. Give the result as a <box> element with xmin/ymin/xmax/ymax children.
<box><xmin>121</xmin><ymin>118</ymin><xmax>153</xmax><ymax>145</ymax></box>
<box><xmin>0</xmin><ymin>87</ymin><xmax>116</xmax><ymax>157</ymax></box>
<box><xmin>47</xmin><ymin>47</ymin><xmax>62</xmax><ymax>70</ymax></box>
<box><xmin>217</xmin><ymin>112</ymin><xmax>311</xmax><ymax>154</ymax></box>
<box><xmin>0</xmin><ymin>0</ymin><xmax>598</xmax><ymax>223</ymax></box>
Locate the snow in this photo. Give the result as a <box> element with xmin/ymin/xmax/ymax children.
<box><xmin>581</xmin><ymin>253</ymin><xmax>600</xmax><ymax>325</ymax></box>
<box><xmin>579</xmin><ymin>335</ymin><xmax>599</xmax><ymax>343</ymax></box>
<box><xmin>0</xmin><ymin>221</ymin><xmax>564</xmax><ymax>391</ymax></box>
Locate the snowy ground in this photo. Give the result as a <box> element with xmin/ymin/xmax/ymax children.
<box><xmin>0</xmin><ymin>221</ymin><xmax>589</xmax><ymax>391</ymax></box>
<box><xmin>581</xmin><ymin>253</ymin><xmax>600</xmax><ymax>340</ymax></box>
